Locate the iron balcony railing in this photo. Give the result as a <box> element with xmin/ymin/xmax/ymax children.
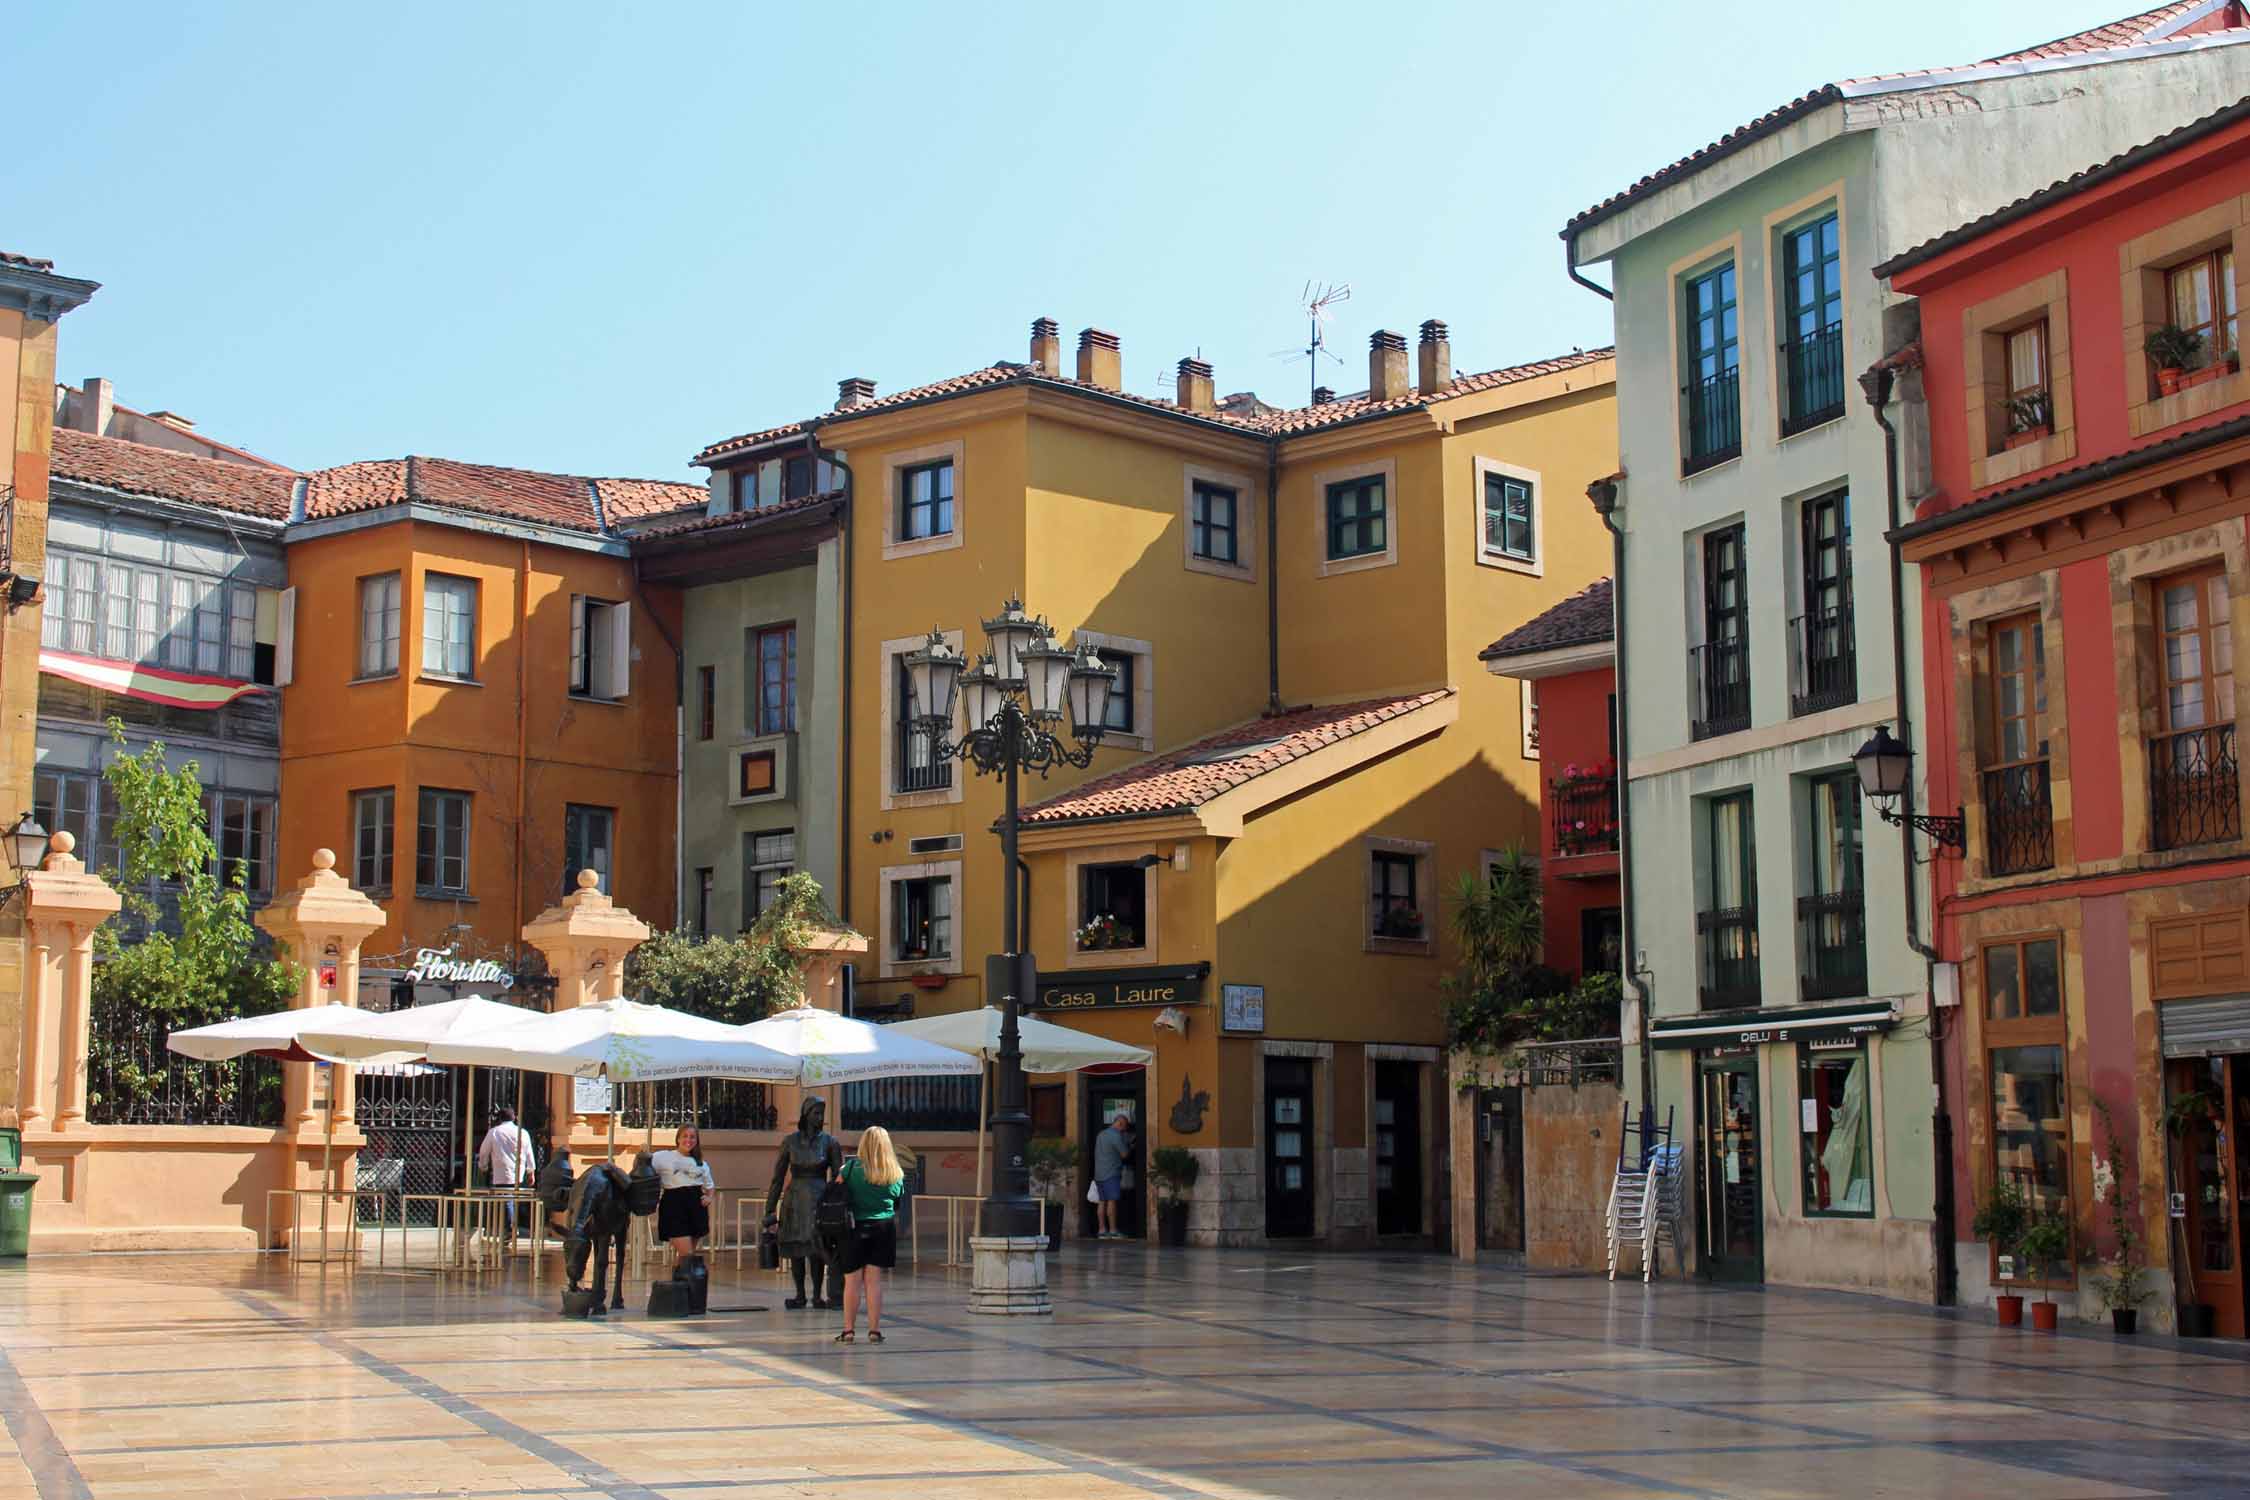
<box><xmin>1981</xmin><ymin>760</ymin><xmax>2055</xmax><ymax>876</ymax></box>
<box><xmin>1781</xmin><ymin>324</ymin><xmax>1847</xmax><ymax>435</ymax></box>
<box><xmin>1796</xmin><ymin>889</ymin><xmax>1868</xmax><ymax>1002</ymax></box>
<box><xmin>1690</xmin><ymin>639</ymin><xmax>1751</xmax><ymax>741</ymax></box>
<box><xmin>1788</xmin><ymin>602</ymin><xmax>1857</xmax><ymax>717</ymax></box>
<box><xmin>1683</xmin><ymin>368</ymin><xmax>1742</xmax><ymax>473</ymax></box>
<box><xmin>2151</xmin><ymin>723</ymin><xmax>2241</xmax><ymax>851</ymax></box>
<box><xmin>1696</xmin><ymin>906</ymin><xmax>1761</xmax><ymax>1010</ymax></box>
<box><xmin>89</xmin><ymin>996</ymin><xmax>285</xmax><ymax>1126</ymax></box>
<box><xmin>1552</xmin><ymin>772</ymin><xmax>1620</xmax><ymax>856</ymax></box>
<box><xmin>896</xmin><ymin>721</ymin><xmax>952</xmax><ymax>793</ymax></box>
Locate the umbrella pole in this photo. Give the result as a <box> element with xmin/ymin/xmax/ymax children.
<box><xmin>976</xmin><ymin>1059</ymin><xmax>990</xmax><ymax>1200</ymax></box>
<box><xmin>320</xmin><ymin>1077</ymin><xmax>334</xmax><ymax>1267</ymax></box>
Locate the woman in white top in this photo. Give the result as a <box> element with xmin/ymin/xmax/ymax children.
<box><xmin>650</xmin><ymin>1125</ymin><xmax>715</xmax><ymax>1258</ymax></box>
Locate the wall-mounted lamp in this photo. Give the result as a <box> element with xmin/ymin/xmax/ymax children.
<box><xmin>5</xmin><ymin>575</ymin><xmax>40</xmax><ymax>612</ymax></box>
<box><xmin>0</xmin><ymin>812</ymin><xmax>49</xmax><ymax>908</ymax></box>
<box><xmin>1852</xmin><ymin>725</ymin><xmax>1964</xmax><ymax>855</ymax></box>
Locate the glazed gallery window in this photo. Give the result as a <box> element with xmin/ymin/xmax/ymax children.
<box><xmin>2167</xmin><ymin>247</ymin><xmax>2239</xmax><ymax>366</ymax></box>
<box><xmin>32</xmin><ymin>770</ymin><xmax>115</xmax><ymax>875</ymax></box>
<box><xmin>569</xmin><ymin>595</ymin><xmax>630</xmax><ymax>700</ymax></box>
<box><xmin>352</xmin><ymin>789</ymin><xmax>395</xmax><ymax>894</ymax></box>
<box><xmin>421</xmin><ymin>573</ymin><xmax>477</xmax><ymax>680</ymax></box>
<box><xmin>1078</xmin><ymin>862</ymin><xmax>1147</xmax><ymax>950</ymax></box>
<box><xmin>563</xmin><ymin>804</ymin><xmax>614</xmax><ymax>894</ymax></box>
<box><xmin>358</xmin><ymin>573</ymin><xmax>401</xmax><ymax>677</ymax></box>
<box><xmin>1190</xmin><ymin>480</ymin><xmax>1239</xmax><ymax>564</ymax></box>
<box><xmin>1325</xmin><ymin>475</ymin><xmax>1387</xmax><ymax>561</ymax></box>
<box><xmin>1482</xmin><ymin>472</ymin><xmax>1535</xmax><ymax>564</ymax></box>
<box><xmin>416</xmin><ymin>788</ymin><xmax>471</xmax><ymax>896</ymax></box>
<box><xmin>892</xmin><ymin>874</ymin><xmax>952</xmax><ymax>963</ymax></box>
<box><xmin>207</xmin><ymin>792</ymin><xmax>276</xmax><ymax>899</ymax></box>
<box><xmin>745</xmin><ymin>829</ymin><xmax>795</xmax><ymax>924</ymax></box>
<box><xmin>43</xmin><ymin>550</ymin><xmax>261</xmax><ymax>682</ymax></box>
<box><xmin>1370</xmin><ymin>849</ymin><xmax>1421</xmax><ymax>940</ymax></box>
<box><xmin>899</xmin><ymin>459</ymin><xmax>955</xmax><ymax>542</ymax></box>
<box><xmin>1799</xmin><ymin>1042</ymin><xmax>1873</xmax><ymax>1216</ymax></box>
<box><xmin>754</xmin><ymin>624</ymin><xmax>797</xmax><ymax>735</ymax></box>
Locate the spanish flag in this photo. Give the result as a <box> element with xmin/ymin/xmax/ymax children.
<box><xmin>38</xmin><ymin>650</ymin><xmax>268</xmax><ymax>711</ymax></box>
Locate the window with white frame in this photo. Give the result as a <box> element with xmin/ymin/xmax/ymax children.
<box><xmin>563</xmin><ymin>803</ymin><xmax>614</xmax><ymax>893</ymax></box>
<box><xmin>43</xmin><ymin>550</ymin><xmax>268</xmax><ymax>681</ymax></box>
<box><xmin>1483</xmin><ymin>473</ymin><xmax>1535</xmax><ymax>564</ymax></box>
<box><xmin>745</xmin><ymin>829</ymin><xmax>795</xmax><ymax>925</ymax></box>
<box><xmin>352</xmin><ymin>788</ymin><xmax>395</xmax><ymax>893</ymax></box>
<box><xmin>569</xmin><ymin>595</ymin><xmax>631</xmax><ymax>700</ymax></box>
<box><xmin>421</xmin><ymin>574</ymin><xmax>476</xmax><ymax>680</ymax></box>
<box><xmin>416</xmin><ymin>788</ymin><xmax>471</xmax><ymax>896</ymax></box>
<box><xmin>359</xmin><ymin>573</ymin><xmax>401</xmax><ymax>678</ymax></box>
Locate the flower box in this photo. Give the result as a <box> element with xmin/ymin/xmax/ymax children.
<box><xmin>2003</xmin><ymin>424</ymin><xmax>2050</xmax><ymax>451</ymax></box>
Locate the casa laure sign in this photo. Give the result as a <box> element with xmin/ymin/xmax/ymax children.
<box><xmin>1650</xmin><ymin>1000</ymin><xmax>1900</xmax><ymax>1052</ymax></box>
<box><xmin>1036</xmin><ymin>962</ymin><xmax>1210</xmax><ymax>1013</ymax></box>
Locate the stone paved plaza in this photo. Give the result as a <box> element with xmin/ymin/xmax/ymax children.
<box><xmin>0</xmin><ymin>1246</ymin><xmax>2247</xmax><ymax>1499</ymax></box>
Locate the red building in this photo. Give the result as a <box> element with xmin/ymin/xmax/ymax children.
<box><xmin>1880</xmin><ymin>100</ymin><xmax>2250</xmax><ymax>1334</ymax></box>
<box><xmin>1480</xmin><ymin>579</ymin><xmax>1620</xmax><ymax>977</ymax></box>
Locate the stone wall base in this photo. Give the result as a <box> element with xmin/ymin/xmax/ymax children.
<box><xmin>968</xmin><ymin>1234</ymin><xmax>1052</xmax><ymax>1315</ymax></box>
<box><xmin>31</xmin><ymin>1225</ymin><xmax>260</xmax><ymax>1253</ymax></box>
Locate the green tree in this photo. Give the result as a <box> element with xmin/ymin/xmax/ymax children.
<box><xmin>624</xmin><ymin>870</ymin><xmax>824</xmax><ymax>1024</ymax></box>
<box><xmin>1443</xmin><ymin>847</ymin><xmax>1616</xmax><ymax>1053</ymax></box>
<box><xmin>88</xmin><ymin>723</ymin><xmax>298</xmax><ymax>1120</ymax></box>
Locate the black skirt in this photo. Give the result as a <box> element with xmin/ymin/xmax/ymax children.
<box><xmin>657</xmin><ymin>1185</ymin><xmax>709</xmax><ymax>1241</ymax></box>
<box><xmin>837</xmin><ymin>1219</ymin><xmax>897</xmax><ymax>1273</ymax></box>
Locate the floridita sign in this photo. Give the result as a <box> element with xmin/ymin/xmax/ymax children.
<box><xmin>406</xmin><ymin>948</ymin><xmax>515</xmax><ymax>990</ymax></box>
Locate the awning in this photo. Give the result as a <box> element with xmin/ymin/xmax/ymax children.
<box><xmin>1650</xmin><ymin>1000</ymin><xmax>1900</xmax><ymax>1051</ymax></box>
<box><xmin>39</xmin><ymin>649</ymin><xmax>266</xmax><ymax>710</ymax></box>
<box><xmin>2160</xmin><ymin>993</ymin><xmax>2250</xmax><ymax>1057</ymax></box>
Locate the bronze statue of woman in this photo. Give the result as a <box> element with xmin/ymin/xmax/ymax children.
<box><xmin>764</xmin><ymin>1095</ymin><xmax>843</xmax><ymax>1308</ymax></box>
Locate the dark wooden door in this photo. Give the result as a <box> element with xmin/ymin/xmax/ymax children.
<box><xmin>1265</xmin><ymin>1059</ymin><xmax>1315</xmax><ymax>1238</ymax></box>
<box><xmin>1375</xmin><ymin>1062</ymin><xmax>1422</xmax><ymax>1236</ymax></box>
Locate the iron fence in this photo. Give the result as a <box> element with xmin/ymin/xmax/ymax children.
<box><xmin>619</xmin><ymin>1077</ymin><xmax>778</xmax><ymax>1132</ymax></box>
<box><xmin>842</xmin><ymin>1074</ymin><xmax>982</xmax><ymax>1132</ymax></box>
<box><xmin>1690</xmin><ymin>640</ymin><xmax>1751</xmax><ymax>740</ymax></box>
<box><xmin>1502</xmin><ymin>1038</ymin><xmax>1623</xmax><ymax>1090</ymax></box>
<box><xmin>1981</xmin><ymin>761</ymin><xmax>2055</xmax><ymax>875</ymax></box>
<box><xmin>1683</xmin><ymin>369</ymin><xmax>1741</xmax><ymax>473</ymax></box>
<box><xmin>1696</xmin><ymin>906</ymin><xmax>1761</xmax><ymax>1010</ymax></box>
<box><xmin>87</xmin><ymin>998</ymin><xmax>284</xmax><ymax>1126</ymax></box>
<box><xmin>1788</xmin><ymin>602</ymin><xmax>1857</xmax><ymax>717</ymax></box>
<box><xmin>2151</xmin><ymin>723</ymin><xmax>2241</xmax><ymax>851</ymax></box>
<box><xmin>1781</xmin><ymin>325</ymin><xmax>1847</xmax><ymax>435</ymax></box>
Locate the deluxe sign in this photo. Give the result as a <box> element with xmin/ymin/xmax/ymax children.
<box><xmin>406</xmin><ymin>948</ymin><xmax>515</xmax><ymax>990</ymax></box>
<box><xmin>1035</xmin><ymin>964</ymin><xmax>1208</xmax><ymax>1012</ymax></box>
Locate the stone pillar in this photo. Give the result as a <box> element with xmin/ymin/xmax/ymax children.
<box><xmin>257</xmin><ymin>849</ymin><xmax>387</xmax><ymax>1135</ymax></box>
<box><xmin>521</xmin><ymin>870</ymin><xmax>651</xmax><ymax>1153</ymax></box>
<box><xmin>774</xmin><ymin>925</ymin><xmax>869</xmax><ymax>1134</ymax></box>
<box><xmin>17</xmin><ymin>834</ymin><xmax>120</xmax><ymax>1131</ymax></box>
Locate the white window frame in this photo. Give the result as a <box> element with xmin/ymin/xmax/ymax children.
<box><xmin>878</xmin><ymin>859</ymin><xmax>963</xmax><ymax>977</ymax></box>
<box><xmin>1313</xmin><ymin>457</ymin><xmax>1399</xmax><ymax>577</ymax></box>
<box><xmin>881</xmin><ymin>439</ymin><xmax>966</xmax><ymax>561</ymax></box>
<box><xmin>420</xmin><ymin>572</ymin><xmax>477</xmax><ymax>681</ymax></box>
<box><xmin>1071</xmin><ymin>628</ymin><xmax>1155</xmax><ymax>753</ymax></box>
<box><xmin>880</xmin><ymin>630</ymin><xmax>965</xmax><ymax>810</ymax></box>
<box><xmin>358</xmin><ymin>572</ymin><xmax>401</xmax><ymax>679</ymax></box>
<box><xmin>1473</xmin><ymin>457</ymin><xmax>1543</xmax><ymax>575</ymax></box>
<box><xmin>1182</xmin><ymin>463</ymin><xmax>1258</xmax><ymax>582</ymax></box>
<box><xmin>569</xmin><ymin>594</ymin><xmax>632</xmax><ymax>702</ymax></box>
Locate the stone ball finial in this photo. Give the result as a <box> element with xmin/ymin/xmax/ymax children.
<box><xmin>50</xmin><ymin>831</ymin><xmax>74</xmax><ymax>856</ymax></box>
<box><xmin>313</xmin><ymin>848</ymin><xmax>336</xmax><ymax>872</ymax></box>
<box><xmin>576</xmin><ymin>868</ymin><xmax>600</xmax><ymax>891</ymax></box>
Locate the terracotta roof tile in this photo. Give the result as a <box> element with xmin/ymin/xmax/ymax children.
<box><xmin>1563</xmin><ymin>4</ymin><xmax>2250</xmax><ymax>238</ymax></box>
<box><xmin>49</xmin><ymin>429</ymin><xmax>296</xmax><ymax>520</ymax></box>
<box><xmin>1480</xmin><ymin>579</ymin><xmax>1615</xmax><ymax>661</ymax></box>
<box><xmin>1021</xmin><ymin>691</ymin><xmax>1454</xmax><ymax>825</ymax></box>
<box><xmin>694</xmin><ymin>348</ymin><xmax>1614</xmax><ymax>466</ymax></box>
<box><xmin>593</xmin><ymin>477</ymin><xmax>710</xmax><ymax>522</ymax></box>
<box><xmin>302</xmin><ymin>457</ymin><xmax>701</xmax><ymax>533</ymax></box>
<box><xmin>0</xmin><ymin>251</ymin><xmax>54</xmax><ymax>271</ymax></box>
<box><xmin>623</xmin><ymin>491</ymin><xmax>842</xmax><ymax>540</ymax></box>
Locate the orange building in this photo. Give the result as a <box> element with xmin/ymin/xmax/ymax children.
<box><xmin>279</xmin><ymin>457</ymin><xmax>700</xmax><ymax>965</ymax></box>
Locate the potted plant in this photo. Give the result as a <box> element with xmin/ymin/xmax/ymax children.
<box><xmin>1972</xmin><ymin>1178</ymin><xmax>2031</xmax><ymax>1326</ymax></box>
<box><xmin>2087</xmin><ymin>1101</ymin><xmax>2150</xmax><ymax>1334</ymax></box>
<box><xmin>2166</xmin><ymin>1087</ymin><xmax>2219</xmax><ymax>1335</ymax></box>
<box><xmin>1377</xmin><ymin>906</ymin><xmax>1425</xmax><ymax>941</ymax></box>
<box><xmin>1073</xmin><ymin>914</ymin><xmax>1131</xmax><ymax>952</ymax></box>
<box><xmin>2002</xmin><ymin>390</ymin><xmax>2052</xmax><ymax>450</ymax></box>
<box><xmin>2146</xmin><ymin>324</ymin><xmax>2205</xmax><ymax>395</ymax></box>
<box><xmin>909</xmin><ymin>966</ymin><xmax>949</xmax><ymax>991</ymax></box>
<box><xmin>2020</xmin><ymin>1212</ymin><xmax>2073</xmax><ymax>1331</ymax></box>
<box><xmin>1026</xmin><ymin>1137</ymin><xmax>1078</xmax><ymax>1253</ymax></box>
<box><xmin>1150</xmin><ymin>1145</ymin><xmax>1200</xmax><ymax>1248</ymax></box>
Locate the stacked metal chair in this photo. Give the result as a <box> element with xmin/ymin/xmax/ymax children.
<box><xmin>1606</xmin><ymin>1106</ymin><xmax>1682</xmax><ymax>1282</ymax></box>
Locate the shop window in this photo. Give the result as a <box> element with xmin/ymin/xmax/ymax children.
<box><xmin>1077</xmin><ymin>862</ymin><xmax>1148</xmax><ymax>952</ymax></box>
<box><xmin>563</xmin><ymin>804</ymin><xmax>614</xmax><ymax>894</ymax></box>
<box><xmin>358</xmin><ymin>572</ymin><xmax>401</xmax><ymax>678</ymax></box>
<box><xmin>1799</xmin><ymin>1041</ymin><xmax>1873</xmax><ymax>1216</ymax></box>
<box><xmin>568</xmin><ymin>595</ymin><xmax>630</xmax><ymax>700</ymax></box>
<box><xmin>416</xmin><ymin>788</ymin><xmax>471</xmax><ymax>897</ymax></box>
<box><xmin>1982</xmin><ymin>931</ymin><xmax>2071</xmax><ymax>1282</ymax></box>
<box><xmin>744</xmin><ymin>830</ymin><xmax>794</xmax><ymax>925</ymax></box>
<box><xmin>421</xmin><ymin>573</ymin><xmax>477</xmax><ymax>681</ymax></box>
<box><xmin>352</xmin><ymin>788</ymin><xmax>394</xmax><ymax>894</ymax></box>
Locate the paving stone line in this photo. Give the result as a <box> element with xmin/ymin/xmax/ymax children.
<box><xmin>0</xmin><ymin>1340</ymin><xmax>92</xmax><ymax>1500</ymax></box>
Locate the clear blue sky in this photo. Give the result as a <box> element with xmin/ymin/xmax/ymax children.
<box><xmin>7</xmin><ymin>1</ymin><xmax>2139</xmax><ymax>480</ymax></box>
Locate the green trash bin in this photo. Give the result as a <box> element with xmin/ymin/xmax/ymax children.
<box><xmin>0</xmin><ymin>1172</ymin><xmax>33</xmax><ymax>1257</ymax></box>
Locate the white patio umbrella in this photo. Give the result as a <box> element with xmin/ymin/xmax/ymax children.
<box><xmin>167</xmin><ymin>1005</ymin><xmax>423</xmax><ymax>1262</ymax></box>
<box><xmin>731</xmin><ymin>1006</ymin><xmax>983</xmax><ymax>1086</ymax></box>
<box><xmin>889</xmin><ymin>1006</ymin><xmax>1153</xmax><ymax>1196</ymax></box>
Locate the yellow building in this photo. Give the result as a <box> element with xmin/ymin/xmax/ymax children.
<box><xmin>0</xmin><ymin>252</ymin><xmax>97</xmax><ymax>1120</ymax></box>
<box><xmin>688</xmin><ymin>318</ymin><xmax>1616</xmax><ymax>1244</ymax></box>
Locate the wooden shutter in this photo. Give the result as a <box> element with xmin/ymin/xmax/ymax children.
<box><xmin>604</xmin><ymin>601</ymin><xmax>632</xmax><ymax>699</ymax></box>
<box><xmin>568</xmin><ymin>595</ymin><xmax>588</xmax><ymax>694</ymax></box>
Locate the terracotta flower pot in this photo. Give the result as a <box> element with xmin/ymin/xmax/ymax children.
<box><xmin>2031</xmin><ymin>1300</ymin><xmax>2059</xmax><ymax>1331</ymax></box>
<box><xmin>2003</xmin><ymin>425</ymin><xmax>2050</xmax><ymax>451</ymax></box>
<box><xmin>2184</xmin><ymin>363</ymin><xmax>2229</xmax><ymax>390</ymax></box>
<box><xmin>2158</xmin><ymin>367</ymin><xmax>2186</xmax><ymax>395</ymax></box>
<box><xmin>910</xmin><ymin>973</ymin><xmax>948</xmax><ymax>991</ymax></box>
<box><xmin>1996</xmin><ymin>1294</ymin><xmax>2024</xmax><ymax>1327</ymax></box>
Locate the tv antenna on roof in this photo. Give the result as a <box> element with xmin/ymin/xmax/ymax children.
<box><xmin>1271</xmin><ymin>281</ymin><xmax>1350</xmax><ymax>403</ymax></box>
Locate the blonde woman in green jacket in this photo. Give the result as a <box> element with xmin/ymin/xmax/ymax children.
<box><xmin>835</xmin><ymin>1126</ymin><xmax>905</xmax><ymax>1344</ymax></box>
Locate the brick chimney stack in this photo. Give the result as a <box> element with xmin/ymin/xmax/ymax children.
<box><xmin>1417</xmin><ymin>320</ymin><xmax>1452</xmax><ymax>393</ymax></box>
<box><xmin>1076</xmin><ymin>328</ymin><xmax>1121</xmax><ymax>391</ymax></box>
<box><xmin>835</xmin><ymin>377</ymin><xmax>876</xmax><ymax>410</ymax></box>
<box><xmin>1369</xmin><ymin>330</ymin><xmax>1409</xmax><ymax>402</ymax></box>
<box><xmin>1176</xmin><ymin>357</ymin><xmax>1215</xmax><ymax>413</ymax></box>
<box><xmin>61</xmin><ymin>376</ymin><xmax>114</xmax><ymax>436</ymax></box>
<box><xmin>1029</xmin><ymin>317</ymin><xmax>1061</xmax><ymax>374</ymax></box>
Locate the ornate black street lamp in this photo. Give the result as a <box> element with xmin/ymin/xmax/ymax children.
<box><xmin>1852</xmin><ymin>724</ymin><xmax>1965</xmax><ymax>854</ymax></box>
<box><xmin>905</xmin><ymin>600</ymin><xmax>1117</xmax><ymax>1240</ymax></box>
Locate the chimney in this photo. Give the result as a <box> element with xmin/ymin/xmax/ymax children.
<box><xmin>1175</xmin><ymin>357</ymin><xmax>1215</xmax><ymax>413</ymax></box>
<box><xmin>835</xmin><ymin>376</ymin><xmax>876</xmax><ymax>410</ymax></box>
<box><xmin>1076</xmin><ymin>327</ymin><xmax>1121</xmax><ymax>391</ymax></box>
<box><xmin>1312</xmin><ymin>386</ymin><xmax>1336</xmax><ymax>405</ymax></box>
<box><xmin>1368</xmin><ymin>330</ymin><xmax>1409</xmax><ymax>402</ymax></box>
<box><xmin>1417</xmin><ymin>320</ymin><xmax>1452</xmax><ymax>393</ymax></box>
<box><xmin>1029</xmin><ymin>317</ymin><xmax>1061</xmax><ymax>374</ymax></box>
<box><xmin>68</xmin><ymin>376</ymin><xmax>114</xmax><ymax>435</ymax></box>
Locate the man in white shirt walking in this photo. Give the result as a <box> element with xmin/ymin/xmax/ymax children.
<box><xmin>476</xmin><ymin>1107</ymin><xmax>536</xmax><ymax>1237</ymax></box>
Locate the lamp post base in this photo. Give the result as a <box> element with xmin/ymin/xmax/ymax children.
<box><xmin>967</xmin><ymin>1235</ymin><xmax>1053</xmax><ymax>1316</ymax></box>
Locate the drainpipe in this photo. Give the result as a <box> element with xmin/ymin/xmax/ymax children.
<box><xmin>1564</xmin><ymin>235</ymin><xmax>1615</xmax><ymax>303</ymax></box>
<box><xmin>514</xmin><ymin>539</ymin><xmax>530</xmax><ymax>957</ymax></box>
<box><xmin>630</xmin><ymin>557</ymin><xmax>685</xmax><ymax>928</ymax></box>
<box><xmin>821</xmin><ymin>439</ymin><xmax>856</xmax><ymax>924</ymax></box>
<box><xmin>1265</xmin><ymin>441</ymin><xmax>1283</xmax><ymax>715</ymax></box>
<box><xmin>1859</xmin><ymin>362</ymin><xmax>1957</xmax><ymax>1308</ymax></box>
<box><xmin>1586</xmin><ymin>476</ymin><xmax>1650</xmax><ymax>1132</ymax></box>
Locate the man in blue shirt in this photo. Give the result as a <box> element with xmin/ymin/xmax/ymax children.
<box><xmin>1092</xmin><ymin>1111</ymin><xmax>1134</xmax><ymax>1240</ymax></box>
